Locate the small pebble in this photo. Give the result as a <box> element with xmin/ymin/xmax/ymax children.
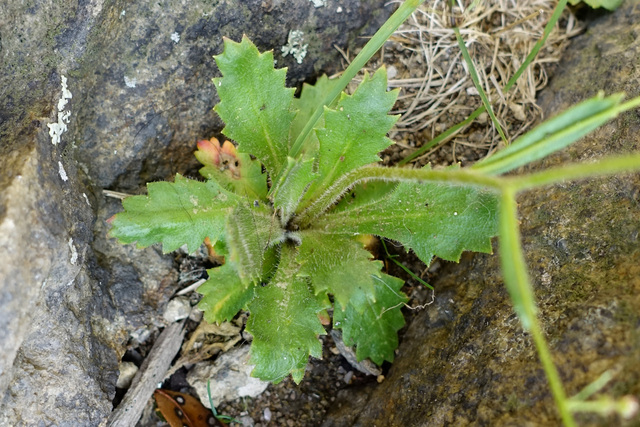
<box><xmin>387</xmin><ymin>65</ymin><xmax>398</xmax><ymax>80</ymax></box>
<box><xmin>263</xmin><ymin>407</ymin><xmax>272</xmax><ymax>422</ymax></box>
<box><xmin>163</xmin><ymin>297</ymin><xmax>191</xmax><ymax>322</ymax></box>
<box><xmin>240</xmin><ymin>415</ymin><xmax>254</xmax><ymax>427</ymax></box>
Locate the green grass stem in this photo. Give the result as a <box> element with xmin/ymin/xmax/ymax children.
<box><xmin>499</xmin><ymin>188</ymin><xmax>575</xmax><ymax>427</ymax></box>
<box><xmin>454</xmin><ymin>27</ymin><xmax>508</xmax><ymax>145</ymax></box>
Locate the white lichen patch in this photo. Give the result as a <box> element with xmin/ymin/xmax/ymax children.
<box><xmin>281</xmin><ymin>30</ymin><xmax>308</xmax><ymax>64</ymax></box>
<box><xmin>68</xmin><ymin>237</ymin><xmax>78</xmax><ymax>265</ymax></box>
<box><xmin>124</xmin><ymin>75</ymin><xmax>137</xmax><ymax>88</ymax></box>
<box><xmin>309</xmin><ymin>0</ymin><xmax>326</xmax><ymax>7</ymax></box>
<box><xmin>171</xmin><ymin>32</ymin><xmax>180</xmax><ymax>43</ymax></box>
<box><xmin>47</xmin><ymin>75</ymin><xmax>72</xmax><ymax>146</ymax></box>
<box><xmin>58</xmin><ymin>161</ymin><xmax>68</xmax><ymax>182</ymax></box>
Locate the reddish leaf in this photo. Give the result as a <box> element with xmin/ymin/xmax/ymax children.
<box><xmin>153</xmin><ymin>389</ymin><xmax>226</xmax><ymax>427</ymax></box>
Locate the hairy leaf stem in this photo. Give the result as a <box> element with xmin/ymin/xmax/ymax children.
<box><xmin>295</xmin><ymin>165</ymin><xmax>503</xmax><ymax>228</ymax></box>
<box><xmin>296</xmin><ymin>152</ymin><xmax>640</xmax><ymax>229</ymax></box>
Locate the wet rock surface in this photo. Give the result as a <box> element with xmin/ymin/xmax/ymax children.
<box><xmin>324</xmin><ymin>3</ymin><xmax>640</xmax><ymax>426</ymax></box>
<box><xmin>0</xmin><ymin>0</ymin><xmax>393</xmax><ymax>425</ymax></box>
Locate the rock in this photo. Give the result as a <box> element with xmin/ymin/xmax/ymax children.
<box><xmin>0</xmin><ymin>0</ymin><xmax>394</xmax><ymax>425</ymax></box>
<box><xmin>116</xmin><ymin>361</ymin><xmax>139</xmax><ymax>389</ymax></box>
<box><xmin>163</xmin><ymin>296</ymin><xmax>192</xmax><ymax>322</ymax></box>
<box><xmin>70</xmin><ymin>0</ymin><xmax>397</xmax><ymax>191</ymax></box>
<box><xmin>330</xmin><ymin>330</ymin><xmax>381</xmax><ymax>377</ymax></box>
<box><xmin>324</xmin><ymin>3</ymin><xmax>640</xmax><ymax>426</ymax></box>
<box><xmin>187</xmin><ymin>345</ymin><xmax>270</xmax><ymax>408</ymax></box>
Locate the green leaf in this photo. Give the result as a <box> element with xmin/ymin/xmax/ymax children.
<box><xmin>247</xmin><ymin>245</ymin><xmax>328</xmax><ymax>383</ymax></box>
<box><xmin>214</xmin><ymin>36</ymin><xmax>295</xmax><ymax>176</ymax></box>
<box><xmin>302</xmin><ymin>68</ymin><xmax>399</xmax><ymax>204</ymax></box>
<box><xmin>334</xmin><ymin>273</ymin><xmax>406</xmax><ymax>365</ymax></box>
<box><xmin>290</xmin><ymin>75</ymin><xmax>340</xmax><ymax>152</ymax></box>
<box><xmin>333</xmin><ymin>180</ymin><xmax>397</xmax><ymax>212</ymax></box>
<box><xmin>197</xmin><ymin>262</ymin><xmax>255</xmax><ymax>323</ymax></box>
<box><xmin>316</xmin><ymin>174</ymin><xmax>499</xmax><ymax>265</ymax></box>
<box><xmin>288</xmin><ymin>0</ymin><xmax>426</xmax><ymax>159</ymax></box>
<box><xmin>271</xmin><ymin>156</ymin><xmax>317</xmax><ymax>225</ymax></box>
<box><xmin>472</xmin><ymin>93</ymin><xmax>625</xmax><ymax>175</ymax></box>
<box><xmin>268</xmin><ymin>76</ymin><xmax>340</xmax><ymax>210</ymax></box>
<box><xmin>225</xmin><ymin>202</ymin><xmax>284</xmax><ymax>284</ymax></box>
<box><xmin>195</xmin><ymin>138</ymin><xmax>268</xmax><ymax>201</ymax></box>
<box><xmin>568</xmin><ymin>0</ymin><xmax>623</xmax><ymax>10</ymax></box>
<box><xmin>109</xmin><ymin>174</ymin><xmax>238</xmax><ymax>253</ymax></box>
<box><xmin>297</xmin><ymin>231</ymin><xmax>382</xmax><ymax>311</ymax></box>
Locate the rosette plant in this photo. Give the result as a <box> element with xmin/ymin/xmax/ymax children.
<box><xmin>110</xmin><ymin>34</ymin><xmax>499</xmax><ymax>382</ymax></box>
<box><xmin>110</xmin><ymin>1</ymin><xmax>640</xmax><ymax>424</ymax></box>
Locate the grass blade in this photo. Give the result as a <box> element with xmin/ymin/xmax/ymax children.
<box><xmin>454</xmin><ymin>27</ymin><xmax>508</xmax><ymax>145</ymax></box>
<box><xmin>472</xmin><ymin>93</ymin><xmax>624</xmax><ymax>175</ymax></box>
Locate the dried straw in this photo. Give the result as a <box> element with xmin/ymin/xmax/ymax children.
<box><xmin>348</xmin><ymin>0</ymin><xmax>583</xmax><ymax>167</ymax></box>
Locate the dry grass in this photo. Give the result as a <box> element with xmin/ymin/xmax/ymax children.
<box><xmin>341</xmin><ymin>0</ymin><xmax>583</xmax><ymax>167</ymax></box>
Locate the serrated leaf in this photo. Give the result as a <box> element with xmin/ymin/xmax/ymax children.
<box><xmin>247</xmin><ymin>246</ymin><xmax>327</xmax><ymax>383</ymax></box>
<box><xmin>226</xmin><ymin>202</ymin><xmax>284</xmax><ymax>285</ymax></box>
<box><xmin>334</xmin><ymin>273</ymin><xmax>406</xmax><ymax>365</ymax></box>
<box><xmin>316</xmin><ymin>177</ymin><xmax>499</xmax><ymax>265</ymax></box>
<box><xmin>297</xmin><ymin>231</ymin><xmax>382</xmax><ymax>311</ymax></box>
<box><xmin>271</xmin><ymin>156</ymin><xmax>317</xmax><ymax>225</ymax></box>
<box><xmin>214</xmin><ymin>36</ymin><xmax>295</xmax><ymax>176</ymax></box>
<box><xmin>109</xmin><ymin>174</ymin><xmax>238</xmax><ymax>253</ymax></box>
<box><xmin>302</xmin><ymin>68</ymin><xmax>398</xmax><ymax>205</ymax></box>
<box><xmin>197</xmin><ymin>262</ymin><xmax>255</xmax><ymax>323</ymax></box>
<box><xmin>195</xmin><ymin>138</ymin><xmax>268</xmax><ymax>201</ymax></box>
<box><xmin>290</xmin><ymin>75</ymin><xmax>340</xmax><ymax>152</ymax></box>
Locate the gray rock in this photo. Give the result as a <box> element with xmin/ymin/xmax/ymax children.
<box><xmin>0</xmin><ymin>0</ymin><xmax>393</xmax><ymax>425</ymax></box>
<box><xmin>70</xmin><ymin>0</ymin><xmax>396</xmax><ymax>190</ymax></box>
<box><xmin>188</xmin><ymin>345</ymin><xmax>270</xmax><ymax>408</ymax></box>
<box><xmin>324</xmin><ymin>3</ymin><xmax>640</xmax><ymax>426</ymax></box>
<box><xmin>163</xmin><ymin>296</ymin><xmax>192</xmax><ymax>322</ymax></box>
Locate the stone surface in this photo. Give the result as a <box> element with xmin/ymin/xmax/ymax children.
<box><xmin>0</xmin><ymin>0</ymin><xmax>393</xmax><ymax>425</ymax></box>
<box><xmin>188</xmin><ymin>345</ymin><xmax>270</xmax><ymax>408</ymax></box>
<box><xmin>324</xmin><ymin>3</ymin><xmax>640</xmax><ymax>426</ymax></box>
<box><xmin>70</xmin><ymin>0</ymin><xmax>395</xmax><ymax>191</ymax></box>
